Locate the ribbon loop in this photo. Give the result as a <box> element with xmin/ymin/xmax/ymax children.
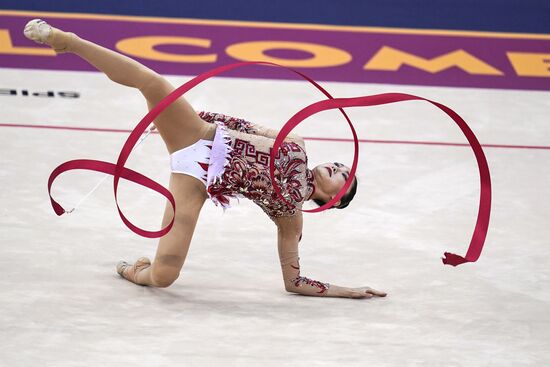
<box><xmin>271</xmin><ymin>93</ymin><xmax>491</xmax><ymax>266</ymax></box>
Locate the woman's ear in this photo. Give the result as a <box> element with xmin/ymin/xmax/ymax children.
<box><xmin>329</xmin><ymin>196</ymin><xmax>341</xmax><ymax>208</ymax></box>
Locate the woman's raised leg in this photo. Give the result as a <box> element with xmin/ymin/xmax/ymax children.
<box><xmin>24</xmin><ymin>19</ymin><xmax>213</xmax><ymax>153</ymax></box>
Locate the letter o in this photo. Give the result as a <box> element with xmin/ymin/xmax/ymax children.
<box><xmin>226</xmin><ymin>41</ymin><xmax>351</xmax><ymax>68</ymax></box>
<box><xmin>116</xmin><ymin>36</ymin><xmax>217</xmax><ymax>63</ymax></box>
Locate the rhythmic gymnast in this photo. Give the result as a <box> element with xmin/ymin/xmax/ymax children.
<box><xmin>24</xmin><ymin>19</ymin><xmax>387</xmax><ymax>299</ymax></box>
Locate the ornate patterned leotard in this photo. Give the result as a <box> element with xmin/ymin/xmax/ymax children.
<box><xmin>198</xmin><ymin>111</ymin><xmax>315</xmax><ymax>220</ymax></box>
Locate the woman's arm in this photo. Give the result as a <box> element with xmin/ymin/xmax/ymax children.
<box><xmin>274</xmin><ymin>214</ymin><xmax>387</xmax><ymax>299</ymax></box>
<box><xmin>198</xmin><ymin>111</ymin><xmax>304</xmax><ymax>145</ymax></box>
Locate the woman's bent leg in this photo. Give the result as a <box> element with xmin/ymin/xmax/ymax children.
<box><xmin>120</xmin><ymin>174</ymin><xmax>207</xmax><ymax>287</ymax></box>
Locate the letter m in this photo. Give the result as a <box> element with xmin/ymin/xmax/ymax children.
<box><xmin>364</xmin><ymin>46</ymin><xmax>503</xmax><ymax>75</ymax></box>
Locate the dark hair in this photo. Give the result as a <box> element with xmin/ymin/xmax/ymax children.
<box><xmin>313</xmin><ymin>176</ymin><xmax>358</xmax><ymax>210</ymax></box>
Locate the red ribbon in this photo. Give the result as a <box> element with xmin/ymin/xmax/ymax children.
<box><xmin>271</xmin><ymin>93</ymin><xmax>491</xmax><ymax>266</ymax></box>
<box><xmin>47</xmin><ymin>62</ymin><xmax>490</xmax><ymax>266</ymax></box>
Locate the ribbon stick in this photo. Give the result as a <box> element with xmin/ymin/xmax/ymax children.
<box><xmin>63</xmin><ymin>126</ymin><xmax>155</xmax><ymax>214</ymax></box>
<box><xmin>47</xmin><ymin>62</ymin><xmax>491</xmax><ymax>265</ymax></box>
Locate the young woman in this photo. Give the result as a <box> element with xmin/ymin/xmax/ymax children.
<box><xmin>24</xmin><ymin>19</ymin><xmax>387</xmax><ymax>299</ymax></box>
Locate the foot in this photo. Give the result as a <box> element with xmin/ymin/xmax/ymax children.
<box><xmin>116</xmin><ymin>257</ymin><xmax>152</xmax><ymax>283</ymax></box>
<box><xmin>23</xmin><ymin>19</ymin><xmax>75</xmax><ymax>53</ymax></box>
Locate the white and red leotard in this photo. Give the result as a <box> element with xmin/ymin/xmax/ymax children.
<box><xmin>171</xmin><ymin>111</ymin><xmax>315</xmax><ymax>220</ymax></box>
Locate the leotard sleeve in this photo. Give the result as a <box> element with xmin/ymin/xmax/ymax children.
<box><xmin>277</xmin><ymin>215</ymin><xmax>330</xmax><ymax>296</ymax></box>
<box><xmin>197</xmin><ymin>111</ymin><xmax>304</xmax><ymax>147</ymax></box>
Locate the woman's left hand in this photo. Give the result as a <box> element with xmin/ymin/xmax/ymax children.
<box><xmin>348</xmin><ymin>286</ymin><xmax>387</xmax><ymax>299</ymax></box>
<box><xmin>327</xmin><ymin>285</ymin><xmax>387</xmax><ymax>299</ymax></box>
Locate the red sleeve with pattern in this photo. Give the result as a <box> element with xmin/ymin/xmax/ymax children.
<box><xmin>197</xmin><ymin>111</ymin><xmax>256</xmax><ymax>134</ymax></box>
<box><xmin>197</xmin><ymin>111</ymin><xmax>304</xmax><ymax>146</ymax></box>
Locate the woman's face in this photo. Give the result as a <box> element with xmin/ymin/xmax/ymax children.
<box><xmin>313</xmin><ymin>162</ymin><xmax>351</xmax><ymax>198</ymax></box>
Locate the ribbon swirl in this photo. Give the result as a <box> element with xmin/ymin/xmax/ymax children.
<box><xmin>47</xmin><ymin>62</ymin><xmax>491</xmax><ymax>265</ymax></box>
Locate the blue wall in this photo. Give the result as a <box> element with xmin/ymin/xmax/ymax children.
<box><xmin>3</xmin><ymin>0</ymin><xmax>550</xmax><ymax>33</ymax></box>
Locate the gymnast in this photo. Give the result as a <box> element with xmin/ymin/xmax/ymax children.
<box><xmin>24</xmin><ymin>19</ymin><xmax>387</xmax><ymax>299</ymax></box>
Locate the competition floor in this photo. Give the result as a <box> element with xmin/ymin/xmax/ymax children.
<box><xmin>1</xmin><ymin>23</ymin><xmax>550</xmax><ymax>367</ymax></box>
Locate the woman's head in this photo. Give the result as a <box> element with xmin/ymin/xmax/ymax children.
<box><xmin>311</xmin><ymin>162</ymin><xmax>358</xmax><ymax>209</ymax></box>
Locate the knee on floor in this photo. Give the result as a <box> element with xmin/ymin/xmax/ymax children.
<box><xmin>150</xmin><ymin>264</ymin><xmax>180</xmax><ymax>288</ymax></box>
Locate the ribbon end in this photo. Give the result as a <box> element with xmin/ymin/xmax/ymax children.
<box><xmin>51</xmin><ymin>200</ymin><xmax>66</xmax><ymax>216</ymax></box>
<box><xmin>442</xmin><ymin>252</ymin><xmax>468</xmax><ymax>267</ymax></box>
